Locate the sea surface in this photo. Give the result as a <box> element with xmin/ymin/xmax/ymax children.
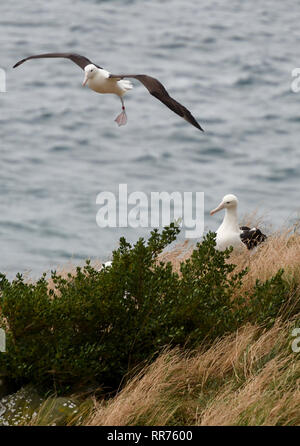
<box><xmin>1</xmin><ymin>0</ymin><xmax>300</xmax><ymax>277</ymax></box>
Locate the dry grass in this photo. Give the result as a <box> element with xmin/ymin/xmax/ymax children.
<box><xmin>230</xmin><ymin>226</ymin><xmax>300</xmax><ymax>295</ymax></box>
<box><xmin>86</xmin><ymin>318</ymin><xmax>300</xmax><ymax>426</ymax></box>
<box><xmin>52</xmin><ymin>224</ymin><xmax>300</xmax><ymax>427</ymax></box>
<box><xmin>158</xmin><ymin>239</ymin><xmax>194</xmax><ymax>273</ymax></box>
<box><xmin>159</xmin><ymin>222</ymin><xmax>300</xmax><ymax>300</ymax></box>
<box><xmin>25</xmin><ymin>223</ymin><xmax>300</xmax><ymax>426</ymax></box>
<box><xmin>42</xmin><ymin>260</ymin><xmax>105</xmax><ymax>294</ymax></box>
<box><xmin>43</xmin><ymin>219</ymin><xmax>300</xmax><ymax>298</ymax></box>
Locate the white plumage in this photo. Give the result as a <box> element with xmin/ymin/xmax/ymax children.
<box><xmin>210</xmin><ymin>194</ymin><xmax>267</xmax><ymax>251</ymax></box>
<box><xmin>210</xmin><ymin>194</ymin><xmax>245</xmax><ymax>251</ymax></box>
<box><xmin>84</xmin><ymin>65</ymin><xmax>133</xmax><ymax>96</ymax></box>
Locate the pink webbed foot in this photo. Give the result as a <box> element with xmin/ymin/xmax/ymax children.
<box><xmin>114</xmin><ymin>110</ymin><xmax>127</xmax><ymax>127</ymax></box>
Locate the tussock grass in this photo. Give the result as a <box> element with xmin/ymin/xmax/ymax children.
<box><xmin>230</xmin><ymin>226</ymin><xmax>300</xmax><ymax>293</ymax></box>
<box><xmin>160</xmin><ymin>223</ymin><xmax>300</xmax><ymax>296</ymax></box>
<box><xmin>84</xmin><ymin>226</ymin><xmax>300</xmax><ymax>426</ymax></box>
<box><xmin>19</xmin><ymin>225</ymin><xmax>300</xmax><ymax>426</ymax></box>
<box><xmin>86</xmin><ymin>318</ymin><xmax>300</xmax><ymax>426</ymax></box>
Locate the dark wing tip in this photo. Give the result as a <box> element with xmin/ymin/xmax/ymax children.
<box><xmin>13</xmin><ymin>59</ymin><xmax>25</xmax><ymax>68</ymax></box>
<box><xmin>183</xmin><ymin>113</ymin><xmax>204</xmax><ymax>131</ymax></box>
<box><xmin>194</xmin><ymin>122</ymin><xmax>204</xmax><ymax>131</ymax></box>
<box><xmin>123</xmin><ymin>74</ymin><xmax>204</xmax><ymax>132</ymax></box>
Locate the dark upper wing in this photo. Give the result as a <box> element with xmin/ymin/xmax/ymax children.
<box><xmin>240</xmin><ymin>226</ymin><xmax>267</xmax><ymax>250</ymax></box>
<box><xmin>13</xmin><ymin>53</ymin><xmax>102</xmax><ymax>70</ymax></box>
<box><xmin>109</xmin><ymin>73</ymin><xmax>203</xmax><ymax>131</ymax></box>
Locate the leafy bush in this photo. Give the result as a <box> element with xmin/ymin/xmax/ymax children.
<box><xmin>244</xmin><ymin>270</ymin><xmax>290</xmax><ymax>326</ymax></box>
<box><xmin>0</xmin><ymin>225</ymin><xmax>293</xmax><ymax>394</ymax></box>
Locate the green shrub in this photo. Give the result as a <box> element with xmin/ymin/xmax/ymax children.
<box><xmin>0</xmin><ymin>226</ymin><xmax>293</xmax><ymax>395</ymax></box>
<box><xmin>245</xmin><ymin>270</ymin><xmax>293</xmax><ymax>326</ymax></box>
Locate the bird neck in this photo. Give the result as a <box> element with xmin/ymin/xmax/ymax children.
<box><xmin>221</xmin><ymin>207</ymin><xmax>239</xmax><ymax>232</ymax></box>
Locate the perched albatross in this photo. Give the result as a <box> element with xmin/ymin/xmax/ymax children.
<box><xmin>13</xmin><ymin>52</ymin><xmax>204</xmax><ymax>130</ymax></box>
<box><xmin>210</xmin><ymin>194</ymin><xmax>267</xmax><ymax>251</ymax></box>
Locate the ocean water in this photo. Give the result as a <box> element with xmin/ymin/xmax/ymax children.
<box><xmin>1</xmin><ymin>0</ymin><xmax>300</xmax><ymax>277</ymax></box>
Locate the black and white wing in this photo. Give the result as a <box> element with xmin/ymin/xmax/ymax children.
<box><xmin>109</xmin><ymin>73</ymin><xmax>204</xmax><ymax>131</ymax></box>
<box><xmin>240</xmin><ymin>226</ymin><xmax>267</xmax><ymax>250</ymax></box>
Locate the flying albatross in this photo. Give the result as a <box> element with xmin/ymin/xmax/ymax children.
<box><xmin>13</xmin><ymin>52</ymin><xmax>204</xmax><ymax>130</ymax></box>
<box><xmin>210</xmin><ymin>194</ymin><xmax>267</xmax><ymax>251</ymax></box>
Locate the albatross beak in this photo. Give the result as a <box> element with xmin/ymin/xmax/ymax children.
<box><xmin>210</xmin><ymin>202</ymin><xmax>225</xmax><ymax>216</ymax></box>
<box><xmin>82</xmin><ymin>73</ymin><xmax>88</xmax><ymax>86</ymax></box>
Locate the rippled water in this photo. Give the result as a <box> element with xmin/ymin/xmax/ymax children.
<box><xmin>1</xmin><ymin>0</ymin><xmax>300</xmax><ymax>277</ymax></box>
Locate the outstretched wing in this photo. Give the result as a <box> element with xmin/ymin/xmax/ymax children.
<box><xmin>13</xmin><ymin>53</ymin><xmax>102</xmax><ymax>70</ymax></box>
<box><xmin>240</xmin><ymin>226</ymin><xmax>267</xmax><ymax>250</ymax></box>
<box><xmin>109</xmin><ymin>73</ymin><xmax>204</xmax><ymax>131</ymax></box>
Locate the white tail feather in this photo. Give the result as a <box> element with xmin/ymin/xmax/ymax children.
<box><xmin>118</xmin><ymin>79</ymin><xmax>133</xmax><ymax>93</ymax></box>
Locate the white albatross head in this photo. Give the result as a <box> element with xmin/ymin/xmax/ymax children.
<box><xmin>210</xmin><ymin>194</ymin><xmax>238</xmax><ymax>216</ymax></box>
<box><xmin>82</xmin><ymin>64</ymin><xmax>98</xmax><ymax>86</ymax></box>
